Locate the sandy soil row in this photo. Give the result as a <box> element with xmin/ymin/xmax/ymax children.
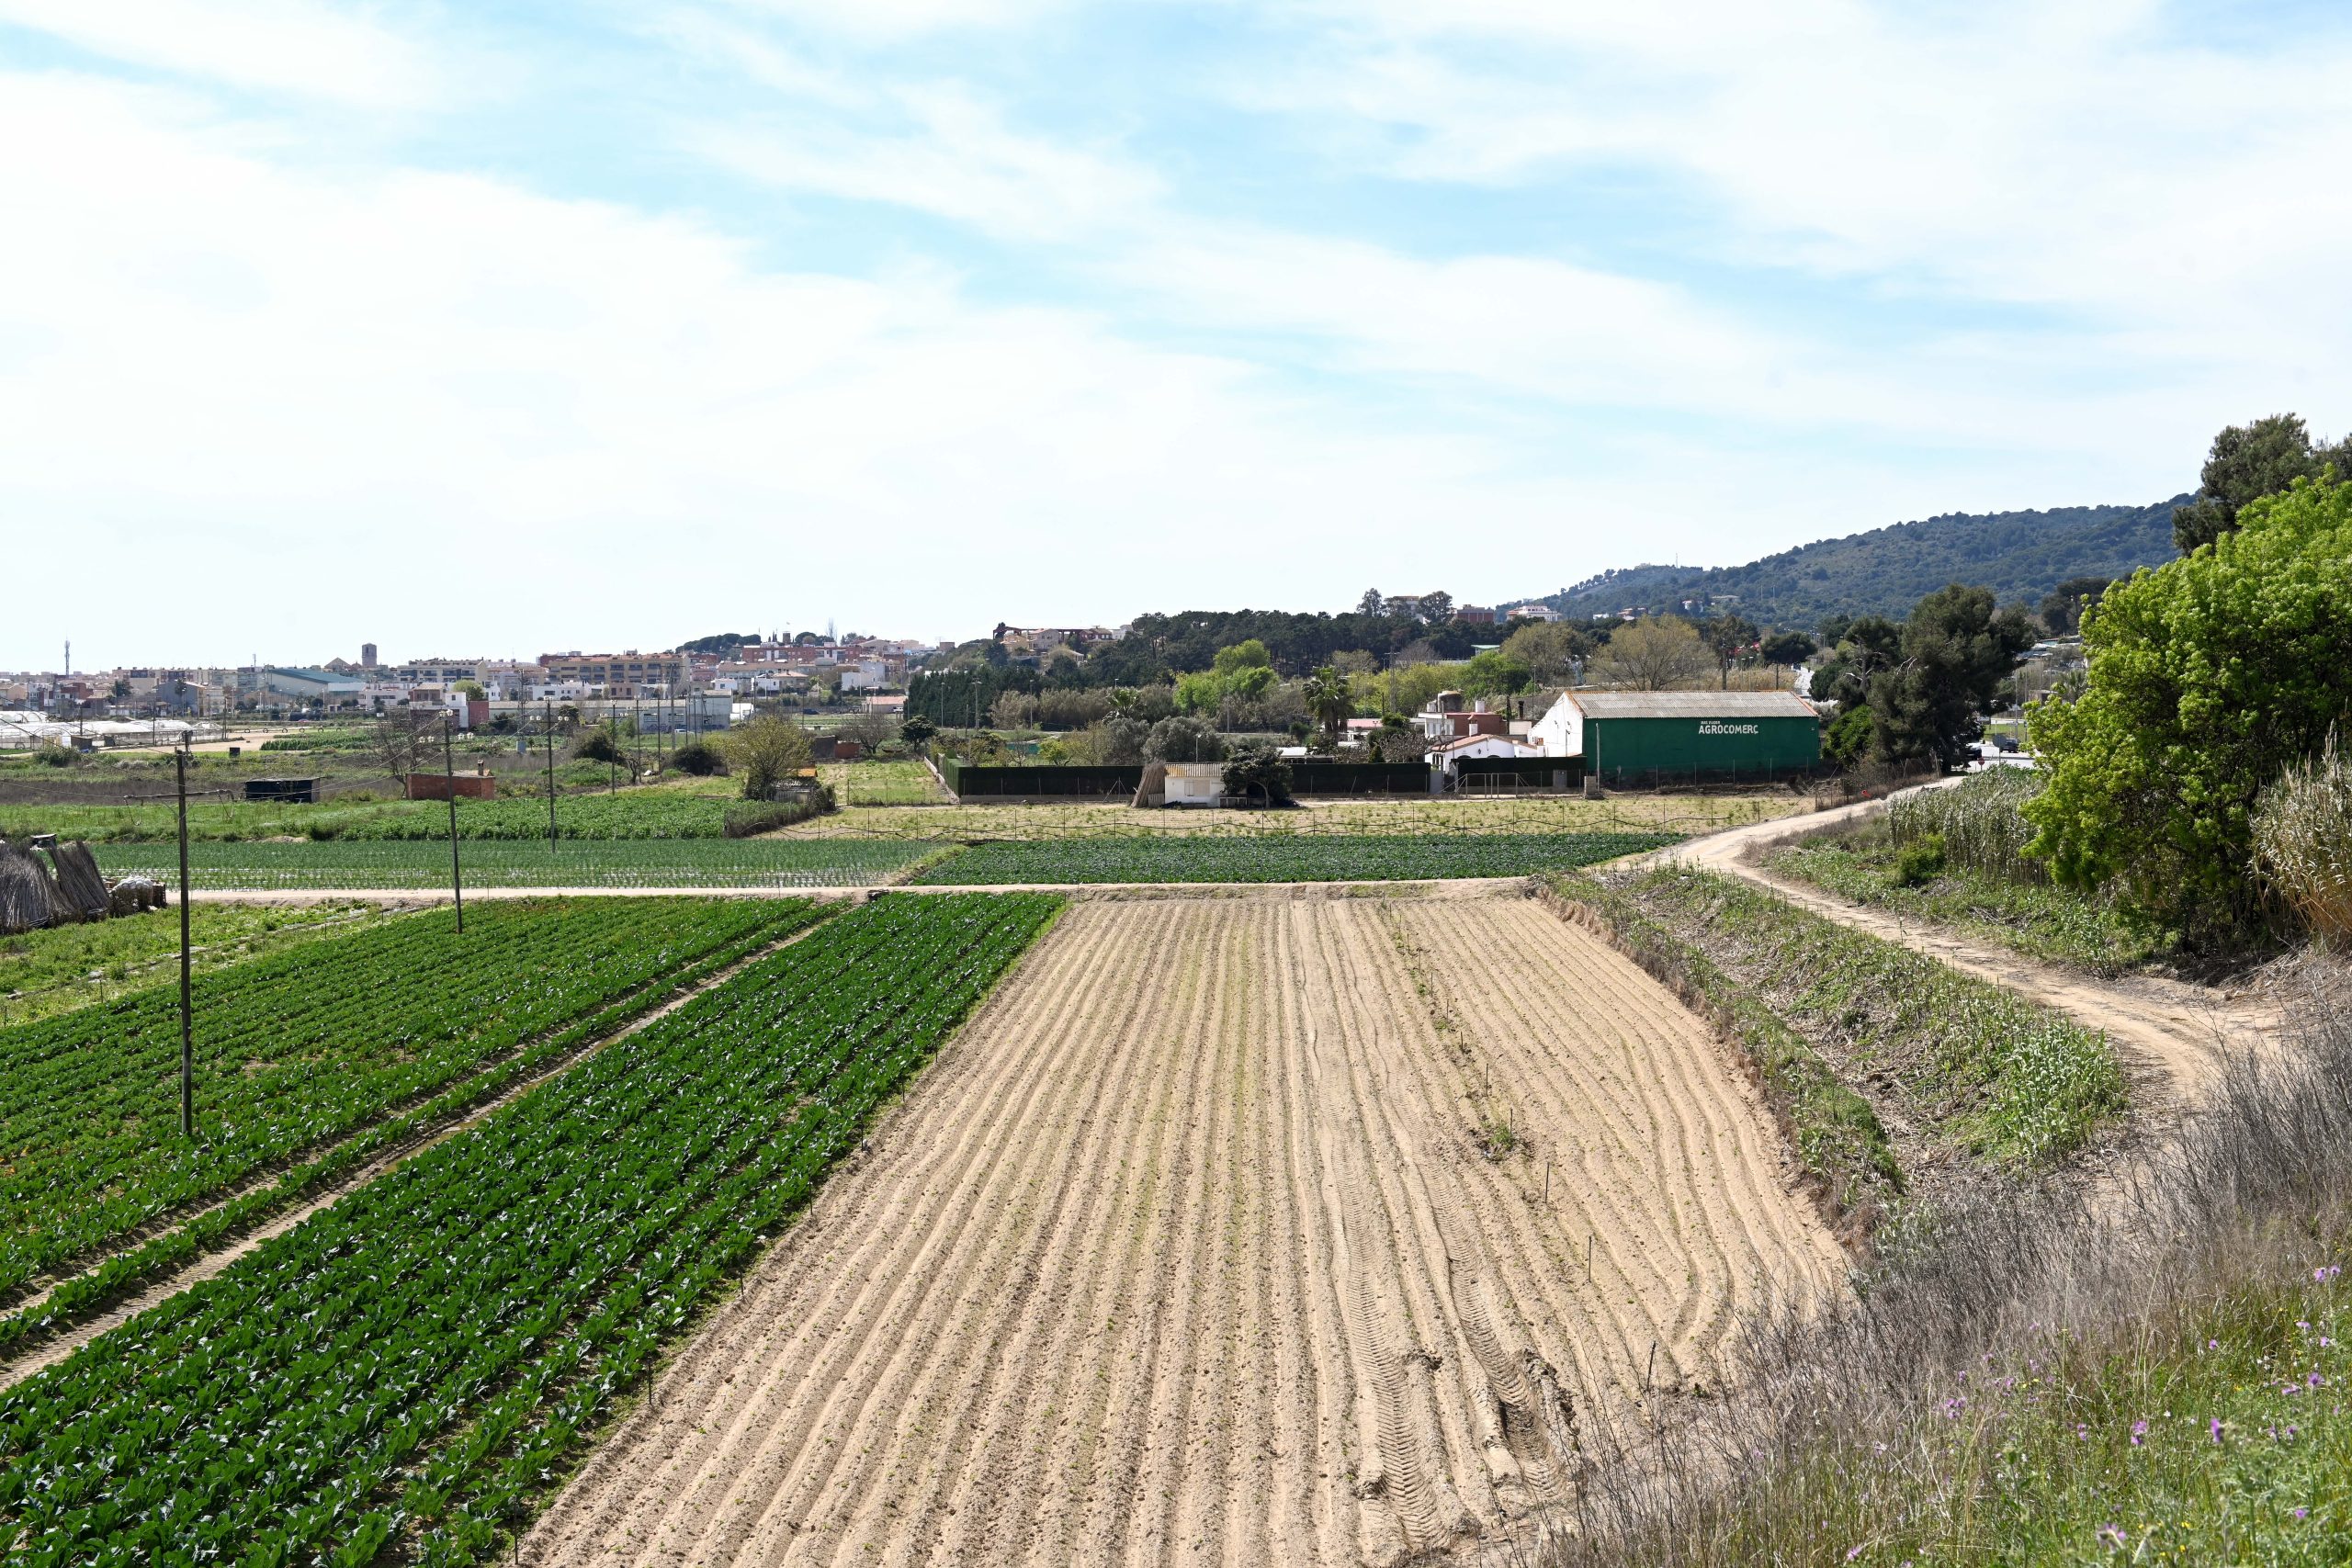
<box><xmin>528</xmin><ymin>890</ymin><xmax>1841</xmax><ymax>1566</ymax></box>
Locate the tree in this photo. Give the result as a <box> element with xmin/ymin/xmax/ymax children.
<box><xmin>839</xmin><ymin>708</ymin><xmax>899</xmax><ymax>753</ymax></box>
<box><xmin>1811</xmin><ymin>615</ymin><xmax>1904</xmax><ymax>708</ymax></box>
<box><xmin>1356</xmin><ymin>589</ymin><xmax>1385</xmax><ymax>617</ymax></box>
<box><xmin>1145</xmin><ymin>715</ymin><xmax>1224</xmax><ymax>762</ymax></box>
<box><xmin>1417</xmin><ymin>592</ymin><xmax>1454</xmax><ymax>625</ymax></box>
<box><xmin>2029</xmin><ymin>476</ymin><xmax>2352</xmax><ymax>945</ymax></box>
<box><xmin>1759</xmin><ymin>630</ymin><xmax>1817</xmax><ymax>671</ymax></box>
<box><xmin>1866</xmin><ymin>585</ymin><xmax>2035</xmax><ymax>771</ymax></box>
<box><xmin>1498</xmin><ymin>621</ymin><xmax>1590</xmax><ymax>685</ymax></box>
<box><xmin>454</xmin><ymin>680</ymin><xmax>486</xmax><ymax>700</ymax></box>
<box><xmin>899</xmin><ymin>714</ymin><xmax>936</xmax><ymax>752</ymax></box>
<box><xmin>1371</xmin><ymin>715</ymin><xmax>1427</xmax><ymax>763</ymax></box>
<box><xmin>729</xmin><ymin>715</ymin><xmax>813</xmax><ymax>801</ymax></box>
<box><xmin>1211</xmin><ymin>639</ymin><xmax>1272</xmax><ymax>677</ymax></box>
<box><xmin>2172</xmin><ymin>413</ymin><xmax>2323</xmax><ymax>553</ymax></box>
<box><xmin>364</xmin><ymin>711</ymin><xmax>433</xmax><ymax>785</ymax></box>
<box><xmin>2038</xmin><ymin>577</ymin><xmax>2114</xmax><ymax>635</ymax></box>
<box><xmin>1700</xmin><ymin>614</ymin><xmax>1759</xmax><ymax>690</ymax></box>
<box><xmin>1221</xmin><ymin>742</ymin><xmax>1293</xmax><ymax>805</ymax></box>
<box><xmin>1303</xmin><ymin>666</ymin><xmax>1354</xmax><ymax>748</ymax></box>
<box><xmin>1822</xmin><ymin>704</ymin><xmax>1873</xmax><ymax>769</ymax></box>
<box><xmin>1461</xmin><ymin>649</ymin><xmax>1531</xmax><ymax>700</ymax></box>
<box><xmin>1588</xmin><ymin>617</ymin><xmax>1713</xmax><ymax>691</ymax></box>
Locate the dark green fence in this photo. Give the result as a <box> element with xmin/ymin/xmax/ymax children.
<box><xmin>1288</xmin><ymin>761</ymin><xmax>1433</xmax><ymax>795</ymax></box>
<box><xmin>1453</xmin><ymin>757</ymin><xmax>1584</xmax><ymax>792</ymax></box>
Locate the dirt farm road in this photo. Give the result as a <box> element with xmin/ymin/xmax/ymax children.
<box><xmin>1658</xmin><ymin>789</ymin><xmax>2280</xmax><ymax>1101</ymax></box>
<box><xmin>526</xmin><ymin>890</ymin><xmax>1842</xmax><ymax>1567</ymax></box>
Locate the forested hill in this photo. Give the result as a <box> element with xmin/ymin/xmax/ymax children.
<box><xmin>1532</xmin><ymin>494</ymin><xmax>2189</xmax><ymax>627</ymax></box>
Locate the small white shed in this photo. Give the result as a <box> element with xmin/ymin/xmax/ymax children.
<box><xmin>1161</xmin><ymin>761</ymin><xmax>1225</xmax><ymax>807</ymax></box>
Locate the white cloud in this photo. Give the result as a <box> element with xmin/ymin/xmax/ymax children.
<box><xmin>690</xmin><ymin>83</ymin><xmax>1159</xmax><ymax>241</ymax></box>
<box><xmin>1254</xmin><ymin>0</ymin><xmax>2352</xmax><ymax>334</ymax></box>
<box><xmin>0</xmin><ymin>0</ymin><xmax>435</xmax><ymax>107</ymax></box>
<box><xmin>4</xmin><ymin>69</ymin><xmax>1734</xmax><ymax>665</ymax></box>
<box><xmin>719</xmin><ymin>0</ymin><xmax>1066</xmax><ymax>44</ymax></box>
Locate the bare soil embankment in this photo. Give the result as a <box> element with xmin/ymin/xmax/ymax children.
<box><xmin>528</xmin><ymin>890</ymin><xmax>1840</xmax><ymax>1567</ymax></box>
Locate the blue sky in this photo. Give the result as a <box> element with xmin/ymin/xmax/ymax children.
<box><xmin>4</xmin><ymin>0</ymin><xmax>2348</xmax><ymax>668</ymax></box>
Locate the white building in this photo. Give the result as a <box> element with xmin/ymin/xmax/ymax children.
<box><xmin>1428</xmin><ymin>732</ymin><xmax>1544</xmax><ymax>778</ymax></box>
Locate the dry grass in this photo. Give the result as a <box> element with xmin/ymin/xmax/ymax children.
<box><xmin>2255</xmin><ymin>734</ymin><xmax>2352</xmax><ymax>946</ymax></box>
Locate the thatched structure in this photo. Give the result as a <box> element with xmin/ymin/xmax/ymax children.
<box><xmin>0</xmin><ymin>840</ymin><xmax>56</xmax><ymax>935</ymax></box>
<box><xmin>46</xmin><ymin>841</ymin><xmax>110</xmax><ymax>922</ymax></box>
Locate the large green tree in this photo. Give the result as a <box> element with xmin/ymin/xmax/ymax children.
<box><xmin>2029</xmin><ymin>477</ymin><xmax>2352</xmax><ymax>944</ymax></box>
<box><xmin>1867</xmin><ymin>585</ymin><xmax>2034</xmax><ymax>770</ymax></box>
<box><xmin>2170</xmin><ymin>413</ymin><xmax>2349</xmax><ymax>553</ymax></box>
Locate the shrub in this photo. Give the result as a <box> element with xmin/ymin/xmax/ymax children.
<box><xmin>1220</xmin><ymin>743</ymin><xmax>1293</xmax><ymax>805</ymax></box>
<box><xmin>667</xmin><ymin>739</ymin><xmax>727</xmax><ymax>777</ymax></box>
<box><xmin>2253</xmin><ymin>731</ymin><xmax>2352</xmax><ymax>945</ymax></box>
<box><xmin>2029</xmin><ymin>475</ymin><xmax>2352</xmax><ymax>945</ymax></box>
<box><xmin>721</xmin><ymin>784</ymin><xmax>835</xmax><ymax>838</ymax></box>
<box><xmin>32</xmin><ymin>744</ymin><xmax>74</xmax><ymax>769</ymax></box>
<box><xmin>1893</xmin><ymin>831</ymin><xmax>1946</xmax><ymax>886</ymax></box>
<box><xmin>574</xmin><ymin>730</ymin><xmax>627</xmax><ymax>766</ymax></box>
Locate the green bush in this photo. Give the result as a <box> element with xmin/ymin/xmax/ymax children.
<box><xmin>1893</xmin><ymin>831</ymin><xmax>1946</xmax><ymax>886</ymax></box>
<box><xmin>2029</xmin><ymin>476</ymin><xmax>2352</xmax><ymax>945</ymax></box>
<box><xmin>667</xmin><ymin>739</ymin><xmax>727</xmax><ymax>776</ymax></box>
<box><xmin>722</xmin><ymin>784</ymin><xmax>835</xmax><ymax>839</ymax></box>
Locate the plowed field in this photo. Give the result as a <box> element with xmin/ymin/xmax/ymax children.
<box><xmin>530</xmin><ymin>891</ymin><xmax>1841</xmax><ymax>1566</ymax></box>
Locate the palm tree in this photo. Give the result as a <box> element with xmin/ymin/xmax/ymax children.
<box><xmin>1303</xmin><ymin>667</ymin><xmax>1354</xmax><ymax>749</ymax></box>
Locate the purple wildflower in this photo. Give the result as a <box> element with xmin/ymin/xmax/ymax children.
<box><xmin>2131</xmin><ymin>1419</ymin><xmax>2148</xmax><ymax>1446</ymax></box>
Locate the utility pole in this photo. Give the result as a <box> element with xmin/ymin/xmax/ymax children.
<box><xmin>175</xmin><ymin>738</ymin><xmax>194</xmax><ymax>1141</ymax></box>
<box><xmin>544</xmin><ymin>698</ymin><xmax>559</xmax><ymax>851</ymax></box>
<box><xmin>443</xmin><ymin>713</ymin><xmax>465</xmax><ymax>932</ymax></box>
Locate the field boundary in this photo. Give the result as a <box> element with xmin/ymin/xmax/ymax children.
<box><xmin>1665</xmin><ymin>793</ymin><xmax>2278</xmax><ymax>1100</ymax></box>
<box><xmin>0</xmin><ymin>911</ymin><xmax>835</xmax><ymax>1382</ymax></box>
<box><xmin>1537</xmin><ymin>876</ymin><xmax>1897</xmax><ymax>1245</ymax></box>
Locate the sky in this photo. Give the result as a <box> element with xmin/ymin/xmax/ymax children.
<box><xmin>4</xmin><ymin>0</ymin><xmax>2350</xmax><ymax>670</ymax></box>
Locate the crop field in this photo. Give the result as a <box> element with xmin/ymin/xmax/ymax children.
<box><xmin>530</xmin><ymin>892</ymin><xmax>1843</xmax><ymax>1565</ymax></box>
<box><xmin>789</xmin><ymin>789</ymin><xmax>1802</xmax><ymax>842</ymax></box>
<box><xmin>910</xmin><ymin>829</ymin><xmax>1677</xmax><ymax>884</ymax></box>
<box><xmin>0</xmin><ymin>897</ymin><xmax>813</xmax><ymax>1304</ymax></box>
<box><xmin>821</xmin><ymin>760</ymin><xmax>950</xmax><ymax>806</ymax></box>
<box><xmin>0</xmin><ymin>893</ymin><xmax>1058</xmax><ymax>1566</ymax></box>
<box><xmin>0</xmin><ymin>900</ymin><xmax>387</xmax><ymax>1026</ymax></box>
<box><xmin>95</xmin><ymin>838</ymin><xmax>937</xmax><ymax>888</ymax></box>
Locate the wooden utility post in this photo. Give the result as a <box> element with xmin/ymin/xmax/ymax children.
<box><xmin>175</xmin><ymin>739</ymin><xmax>194</xmax><ymax>1141</ymax></box>
<box><xmin>544</xmin><ymin>698</ymin><xmax>558</xmax><ymax>851</ymax></box>
<box><xmin>443</xmin><ymin>714</ymin><xmax>465</xmax><ymax>932</ymax></box>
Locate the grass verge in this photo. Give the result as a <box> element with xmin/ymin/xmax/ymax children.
<box><xmin>1598</xmin><ymin>864</ymin><xmax>2125</xmax><ymax>1169</ymax></box>
<box><xmin>1769</xmin><ymin>823</ymin><xmax>2177</xmax><ymax>975</ymax></box>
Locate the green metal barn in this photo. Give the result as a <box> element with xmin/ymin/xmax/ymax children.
<box><xmin>1532</xmin><ymin>691</ymin><xmax>1822</xmax><ymax>786</ymax></box>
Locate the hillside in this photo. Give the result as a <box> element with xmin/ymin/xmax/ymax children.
<box><xmin>1533</xmin><ymin>495</ymin><xmax>2188</xmax><ymax>627</ymax></box>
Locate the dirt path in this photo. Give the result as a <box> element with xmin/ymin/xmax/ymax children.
<box><xmin>527</xmin><ymin>890</ymin><xmax>1841</xmax><ymax>1567</ymax></box>
<box><xmin>1660</xmin><ymin>792</ymin><xmax>2280</xmax><ymax>1101</ymax></box>
<box><xmin>0</xmin><ymin>921</ymin><xmax>824</xmax><ymax>1393</ymax></box>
